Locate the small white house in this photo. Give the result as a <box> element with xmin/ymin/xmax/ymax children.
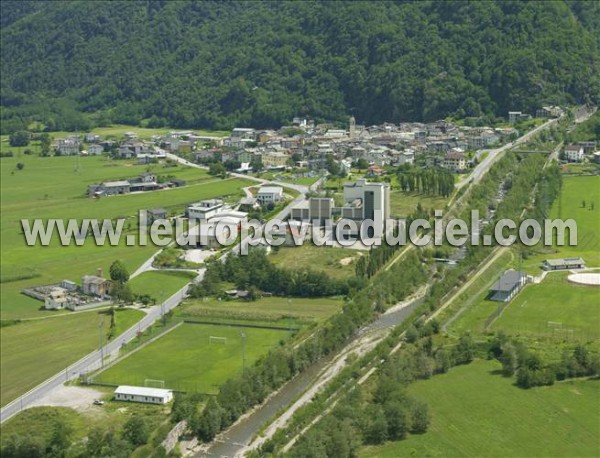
<box><xmin>114</xmin><ymin>386</ymin><xmax>173</xmax><ymax>404</ymax></box>
<box><xmin>564</xmin><ymin>144</ymin><xmax>584</xmax><ymax>162</ymax></box>
<box><xmin>256</xmin><ymin>185</ymin><xmax>284</xmax><ymax>204</ymax></box>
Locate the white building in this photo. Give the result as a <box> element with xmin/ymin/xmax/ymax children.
<box><xmin>45</xmin><ymin>287</ymin><xmax>69</xmax><ymax>310</ymax></box>
<box><xmin>187</xmin><ymin>199</ymin><xmax>225</xmax><ymax>221</ymax></box>
<box><xmin>114</xmin><ymin>386</ymin><xmax>173</xmax><ymax>404</ymax></box>
<box><xmin>256</xmin><ymin>186</ymin><xmax>284</xmax><ymax>204</ymax></box>
<box><xmin>564</xmin><ymin>144</ymin><xmax>584</xmax><ymax>162</ymax></box>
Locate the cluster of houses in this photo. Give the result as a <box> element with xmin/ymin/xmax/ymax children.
<box><xmin>88</xmin><ymin>172</ymin><xmax>186</xmax><ymax>196</ymax></box>
<box><xmin>22</xmin><ymin>268</ymin><xmax>112</xmax><ymax>311</ymax></box>
<box><xmin>191</xmin><ymin>118</ymin><xmax>517</xmax><ymax>174</ymax></box>
<box><xmin>50</xmin><ymin>105</ymin><xmax>577</xmax><ymax>179</ymax></box>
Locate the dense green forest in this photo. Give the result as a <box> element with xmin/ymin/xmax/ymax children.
<box><xmin>1</xmin><ymin>1</ymin><xmax>599</xmax><ymax>133</ymax></box>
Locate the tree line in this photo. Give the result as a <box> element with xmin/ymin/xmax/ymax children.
<box><xmin>397</xmin><ymin>166</ymin><xmax>456</xmax><ymax>197</ymax></box>
<box><xmin>2</xmin><ymin>1</ymin><xmax>599</xmax><ymax>133</ymax></box>
<box><xmin>189</xmin><ymin>249</ymin><xmax>351</xmax><ymax>298</ymax></box>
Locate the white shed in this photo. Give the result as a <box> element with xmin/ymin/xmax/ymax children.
<box><xmin>114</xmin><ymin>385</ymin><xmax>173</xmax><ymax>404</ymax></box>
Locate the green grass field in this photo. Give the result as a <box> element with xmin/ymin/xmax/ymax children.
<box><xmin>520</xmin><ymin>175</ymin><xmax>600</xmax><ymax>275</ymax></box>
<box><xmin>128</xmin><ymin>270</ymin><xmax>197</xmax><ymax>302</ymax></box>
<box><xmin>94</xmin><ymin>322</ymin><xmax>288</xmax><ymax>393</ymax></box>
<box><xmin>442</xmin><ymin>249</ymin><xmax>516</xmax><ymax>335</ymax></box>
<box><xmin>491</xmin><ymin>272</ymin><xmax>600</xmax><ymax>340</ymax></box>
<box><xmin>0</xmin><ymin>155</ymin><xmax>251</xmax><ymax>319</ymax></box>
<box><xmin>0</xmin><ymin>308</ymin><xmax>144</xmax><ymax>406</ymax></box>
<box><xmin>0</xmin><ymin>153</ymin><xmax>251</xmax><ymax>404</ymax></box>
<box><xmin>269</xmin><ymin>244</ymin><xmax>361</xmax><ymax>280</ymax></box>
<box><xmin>360</xmin><ymin>360</ymin><xmax>600</xmax><ymax>458</ymax></box>
<box><xmin>389</xmin><ymin>191</ymin><xmax>450</xmax><ymax>218</ymax></box>
<box><xmin>179</xmin><ymin>296</ymin><xmax>344</xmax><ymax>323</ymax></box>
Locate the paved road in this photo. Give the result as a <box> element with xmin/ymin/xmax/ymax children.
<box><xmin>456</xmin><ymin>117</ymin><xmax>562</xmax><ymax>191</ymax></box>
<box><xmin>1</xmin><ymin>155</ymin><xmax>311</xmax><ymax>424</ymax></box>
<box><xmin>0</xmin><ymin>274</ymin><xmax>202</xmax><ymax>424</ymax></box>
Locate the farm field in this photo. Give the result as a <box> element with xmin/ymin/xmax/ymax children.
<box><xmin>94</xmin><ymin>322</ymin><xmax>288</xmax><ymax>393</ymax></box>
<box><xmin>389</xmin><ymin>190</ymin><xmax>450</xmax><ymax>218</ymax></box>
<box><xmin>491</xmin><ymin>272</ymin><xmax>600</xmax><ymax>340</ymax></box>
<box><xmin>128</xmin><ymin>270</ymin><xmax>197</xmax><ymax>302</ymax></box>
<box><xmin>0</xmin><ymin>155</ymin><xmax>251</xmax><ymax>319</ymax></box>
<box><xmin>179</xmin><ymin>296</ymin><xmax>344</xmax><ymax>323</ymax></box>
<box><xmin>360</xmin><ymin>360</ymin><xmax>600</xmax><ymax>458</ymax></box>
<box><xmin>520</xmin><ymin>175</ymin><xmax>600</xmax><ymax>275</ymax></box>
<box><xmin>0</xmin><ymin>308</ymin><xmax>144</xmax><ymax>406</ymax></box>
<box><xmin>269</xmin><ymin>244</ymin><xmax>361</xmax><ymax>280</ymax></box>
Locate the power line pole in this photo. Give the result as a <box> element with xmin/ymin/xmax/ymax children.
<box><xmin>98</xmin><ymin>318</ymin><xmax>104</xmax><ymax>368</ymax></box>
<box><xmin>240</xmin><ymin>331</ymin><xmax>246</xmax><ymax>372</ymax></box>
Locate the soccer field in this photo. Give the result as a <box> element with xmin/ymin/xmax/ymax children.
<box><xmin>360</xmin><ymin>360</ymin><xmax>600</xmax><ymax>458</ymax></box>
<box><xmin>491</xmin><ymin>272</ymin><xmax>600</xmax><ymax>340</ymax></box>
<box><xmin>94</xmin><ymin>322</ymin><xmax>289</xmax><ymax>393</ymax></box>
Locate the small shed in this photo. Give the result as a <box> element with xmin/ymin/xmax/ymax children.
<box><xmin>542</xmin><ymin>257</ymin><xmax>585</xmax><ymax>271</ymax></box>
<box><xmin>114</xmin><ymin>385</ymin><xmax>173</xmax><ymax>404</ymax></box>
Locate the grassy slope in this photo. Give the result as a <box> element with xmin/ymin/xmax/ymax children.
<box><xmin>269</xmin><ymin>244</ymin><xmax>361</xmax><ymax>280</ymax></box>
<box><xmin>360</xmin><ymin>360</ymin><xmax>600</xmax><ymax>458</ymax></box>
<box><xmin>389</xmin><ymin>191</ymin><xmax>450</xmax><ymax>218</ymax></box>
<box><xmin>94</xmin><ymin>322</ymin><xmax>288</xmax><ymax>393</ymax></box>
<box><xmin>128</xmin><ymin>270</ymin><xmax>197</xmax><ymax>302</ymax></box>
<box><xmin>0</xmin><ymin>309</ymin><xmax>144</xmax><ymax>406</ymax></box>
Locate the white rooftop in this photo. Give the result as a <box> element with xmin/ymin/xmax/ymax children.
<box><xmin>258</xmin><ymin>185</ymin><xmax>283</xmax><ymax>194</ymax></box>
<box><xmin>114</xmin><ymin>385</ymin><xmax>172</xmax><ymax>397</ymax></box>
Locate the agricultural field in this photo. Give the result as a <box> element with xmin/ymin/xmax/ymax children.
<box><xmin>360</xmin><ymin>360</ymin><xmax>600</xmax><ymax>458</ymax></box>
<box><xmin>520</xmin><ymin>175</ymin><xmax>600</xmax><ymax>275</ymax></box>
<box><xmin>389</xmin><ymin>191</ymin><xmax>450</xmax><ymax>218</ymax></box>
<box><xmin>0</xmin><ymin>154</ymin><xmax>251</xmax><ymax>319</ymax></box>
<box><xmin>128</xmin><ymin>271</ymin><xmax>198</xmax><ymax>303</ymax></box>
<box><xmin>490</xmin><ymin>272</ymin><xmax>600</xmax><ymax>340</ymax></box>
<box><xmin>94</xmin><ymin>322</ymin><xmax>289</xmax><ymax>393</ymax></box>
<box><xmin>0</xmin><ymin>308</ymin><xmax>144</xmax><ymax>406</ymax></box>
<box><xmin>179</xmin><ymin>296</ymin><xmax>344</xmax><ymax>323</ymax></box>
<box><xmin>269</xmin><ymin>244</ymin><xmax>361</xmax><ymax>280</ymax></box>
<box><xmin>0</xmin><ymin>153</ymin><xmax>252</xmax><ymax>403</ymax></box>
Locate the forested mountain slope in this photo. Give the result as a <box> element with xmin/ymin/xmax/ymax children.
<box><xmin>1</xmin><ymin>1</ymin><xmax>599</xmax><ymax>132</ymax></box>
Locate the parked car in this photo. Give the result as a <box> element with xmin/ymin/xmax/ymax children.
<box><xmin>93</xmin><ymin>399</ymin><xmax>105</xmax><ymax>406</ymax></box>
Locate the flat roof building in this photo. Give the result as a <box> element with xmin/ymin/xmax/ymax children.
<box><xmin>542</xmin><ymin>257</ymin><xmax>585</xmax><ymax>271</ymax></box>
<box><xmin>114</xmin><ymin>385</ymin><xmax>173</xmax><ymax>404</ymax></box>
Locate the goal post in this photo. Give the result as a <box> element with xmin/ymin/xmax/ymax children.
<box><xmin>209</xmin><ymin>336</ymin><xmax>228</xmax><ymax>345</ymax></box>
<box><xmin>144</xmin><ymin>379</ymin><xmax>165</xmax><ymax>388</ymax></box>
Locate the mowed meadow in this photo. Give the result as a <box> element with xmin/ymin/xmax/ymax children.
<box><xmin>0</xmin><ymin>153</ymin><xmax>252</xmax><ymax>405</ymax></box>
<box><xmin>360</xmin><ymin>360</ymin><xmax>600</xmax><ymax>458</ymax></box>
<box><xmin>0</xmin><ymin>154</ymin><xmax>251</xmax><ymax>318</ymax></box>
